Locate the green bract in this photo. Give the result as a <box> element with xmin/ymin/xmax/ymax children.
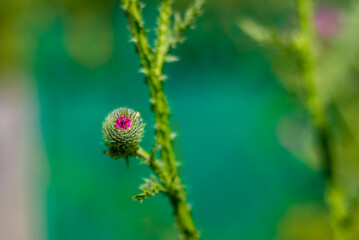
<box><xmin>103</xmin><ymin>108</ymin><xmax>145</xmax><ymax>159</ymax></box>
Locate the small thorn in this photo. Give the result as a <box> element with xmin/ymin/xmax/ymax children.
<box><xmin>159</xmin><ymin>74</ymin><xmax>167</xmax><ymax>82</ymax></box>
<box><xmin>170</xmin><ymin>132</ymin><xmax>177</xmax><ymax>140</ymax></box>
<box><xmin>129</xmin><ymin>37</ymin><xmax>138</xmax><ymax>43</ymax></box>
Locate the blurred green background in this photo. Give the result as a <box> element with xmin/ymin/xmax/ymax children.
<box><xmin>2</xmin><ymin>0</ymin><xmax>359</xmax><ymax>239</ymax></box>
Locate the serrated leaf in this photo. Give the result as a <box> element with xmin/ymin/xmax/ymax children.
<box><xmin>132</xmin><ymin>175</ymin><xmax>164</xmax><ymax>202</ymax></box>
<box><xmin>237</xmin><ymin>17</ymin><xmax>287</xmax><ymax>47</ymax></box>
<box><xmin>174</xmin><ymin>12</ymin><xmax>182</xmax><ymax>28</ymax></box>
<box><xmin>238</xmin><ymin>18</ymin><xmax>273</xmax><ymax>44</ymax></box>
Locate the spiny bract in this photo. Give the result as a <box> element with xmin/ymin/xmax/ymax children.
<box><xmin>103</xmin><ymin>107</ymin><xmax>145</xmax><ymax>159</ymax></box>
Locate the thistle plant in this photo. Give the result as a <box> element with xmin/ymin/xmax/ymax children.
<box><xmin>102</xmin><ymin>0</ymin><xmax>204</xmax><ymax>239</ymax></box>
<box><xmin>238</xmin><ymin>0</ymin><xmax>349</xmax><ymax>239</ymax></box>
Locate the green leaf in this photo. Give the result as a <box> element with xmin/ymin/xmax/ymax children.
<box><xmin>237</xmin><ymin>18</ymin><xmax>282</xmax><ymax>46</ymax></box>
<box><xmin>132</xmin><ymin>175</ymin><xmax>164</xmax><ymax>202</ymax></box>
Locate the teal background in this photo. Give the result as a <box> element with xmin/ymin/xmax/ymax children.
<box><xmin>4</xmin><ymin>0</ymin><xmax>333</xmax><ymax>239</ymax></box>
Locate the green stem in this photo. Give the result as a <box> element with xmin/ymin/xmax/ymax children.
<box><xmin>123</xmin><ymin>1</ymin><xmax>203</xmax><ymax>237</ymax></box>
<box><xmin>135</xmin><ymin>147</ymin><xmax>170</xmax><ymax>187</ymax></box>
<box><xmin>169</xmin><ymin>192</ymin><xmax>199</xmax><ymax>240</ymax></box>
<box><xmin>149</xmin><ymin>79</ymin><xmax>199</xmax><ymax>239</ymax></box>
<box><xmin>297</xmin><ymin>0</ymin><xmax>347</xmax><ymax>238</ymax></box>
<box><xmin>135</xmin><ymin>147</ymin><xmax>199</xmax><ymax>239</ymax></box>
<box><xmin>297</xmin><ymin>0</ymin><xmax>334</xmax><ymax>183</ymax></box>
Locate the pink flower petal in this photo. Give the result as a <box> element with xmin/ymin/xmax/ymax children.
<box><xmin>116</xmin><ymin>116</ymin><xmax>131</xmax><ymax>130</ymax></box>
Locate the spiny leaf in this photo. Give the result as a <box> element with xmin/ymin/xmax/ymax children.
<box><xmin>237</xmin><ymin>17</ymin><xmax>287</xmax><ymax>47</ymax></box>
<box><xmin>171</xmin><ymin>0</ymin><xmax>204</xmax><ymax>48</ymax></box>
<box><xmin>132</xmin><ymin>175</ymin><xmax>164</xmax><ymax>202</ymax></box>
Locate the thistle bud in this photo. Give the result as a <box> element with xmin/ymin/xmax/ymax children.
<box><xmin>103</xmin><ymin>108</ymin><xmax>145</xmax><ymax>159</ymax></box>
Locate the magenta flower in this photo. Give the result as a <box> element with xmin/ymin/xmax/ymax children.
<box><xmin>116</xmin><ymin>116</ymin><xmax>131</xmax><ymax>130</ymax></box>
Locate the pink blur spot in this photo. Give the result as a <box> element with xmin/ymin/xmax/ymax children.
<box><xmin>315</xmin><ymin>4</ymin><xmax>341</xmax><ymax>39</ymax></box>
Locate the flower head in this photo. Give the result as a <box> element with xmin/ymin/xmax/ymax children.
<box><xmin>103</xmin><ymin>107</ymin><xmax>145</xmax><ymax>158</ymax></box>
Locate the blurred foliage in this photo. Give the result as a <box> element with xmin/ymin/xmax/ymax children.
<box><xmin>275</xmin><ymin>203</ymin><xmax>332</xmax><ymax>240</ymax></box>
<box><xmin>59</xmin><ymin>0</ymin><xmax>117</xmax><ymax>67</ymax></box>
<box><xmin>238</xmin><ymin>0</ymin><xmax>359</xmax><ymax>239</ymax></box>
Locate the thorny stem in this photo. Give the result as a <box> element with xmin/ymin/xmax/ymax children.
<box><xmin>122</xmin><ymin>0</ymin><xmax>202</xmax><ymax>239</ymax></box>
<box><xmin>135</xmin><ymin>146</ymin><xmax>199</xmax><ymax>239</ymax></box>
<box><xmin>297</xmin><ymin>0</ymin><xmax>334</xmax><ymax>180</ymax></box>
<box><xmin>136</xmin><ymin>147</ymin><xmax>199</xmax><ymax>239</ymax></box>
<box><xmin>297</xmin><ymin>0</ymin><xmax>345</xmax><ymax>239</ymax></box>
